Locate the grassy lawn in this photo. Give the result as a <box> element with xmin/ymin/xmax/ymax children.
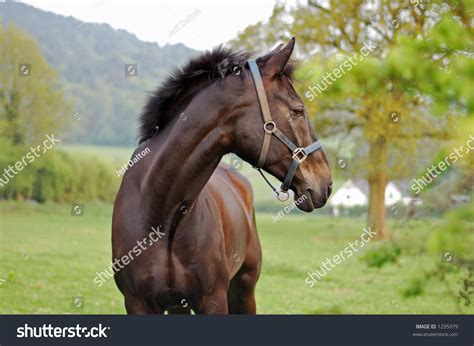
<box><xmin>1</xmin><ymin>201</ymin><xmax>471</xmax><ymax>314</ymax></box>
<box><xmin>59</xmin><ymin>144</ymin><xmax>135</xmax><ymax>164</ymax></box>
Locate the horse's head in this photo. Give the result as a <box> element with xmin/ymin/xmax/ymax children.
<box><xmin>228</xmin><ymin>38</ymin><xmax>332</xmax><ymax>212</ymax></box>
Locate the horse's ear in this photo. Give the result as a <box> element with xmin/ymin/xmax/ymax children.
<box><xmin>262</xmin><ymin>38</ymin><xmax>295</xmax><ymax>77</ymax></box>
<box><xmin>255</xmin><ymin>44</ymin><xmax>283</xmax><ymax>68</ymax></box>
<box><xmin>260</xmin><ymin>43</ymin><xmax>283</xmax><ymax>61</ymax></box>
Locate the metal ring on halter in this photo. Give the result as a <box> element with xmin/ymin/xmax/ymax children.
<box><xmin>292</xmin><ymin>147</ymin><xmax>308</xmax><ymax>163</ymax></box>
<box><xmin>276</xmin><ymin>189</ymin><xmax>290</xmax><ymax>202</ymax></box>
<box><xmin>263</xmin><ymin>121</ymin><xmax>276</xmax><ymax>134</ymax></box>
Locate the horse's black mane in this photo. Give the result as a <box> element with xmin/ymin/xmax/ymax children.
<box><xmin>138</xmin><ymin>45</ymin><xmax>294</xmax><ymax>143</ymax></box>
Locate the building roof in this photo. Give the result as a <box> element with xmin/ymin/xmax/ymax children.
<box><xmin>341</xmin><ymin>179</ymin><xmax>369</xmax><ymax>196</ymax></box>
<box><xmin>338</xmin><ymin>179</ymin><xmax>412</xmax><ymax>197</ymax></box>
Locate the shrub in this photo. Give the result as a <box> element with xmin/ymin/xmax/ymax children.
<box><xmin>0</xmin><ymin>140</ymin><xmax>118</xmax><ymax>203</ymax></box>
<box><xmin>402</xmin><ymin>276</ymin><xmax>427</xmax><ymax>298</ymax></box>
<box><xmin>361</xmin><ymin>243</ymin><xmax>402</xmax><ymax>268</ymax></box>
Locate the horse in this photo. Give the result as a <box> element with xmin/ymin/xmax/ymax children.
<box><xmin>111</xmin><ymin>38</ymin><xmax>332</xmax><ymax>314</ymax></box>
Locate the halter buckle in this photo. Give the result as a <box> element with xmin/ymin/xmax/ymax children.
<box><xmin>293</xmin><ymin>148</ymin><xmax>307</xmax><ymax>163</ymax></box>
<box><xmin>276</xmin><ymin>189</ymin><xmax>290</xmax><ymax>202</ymax></box>
<box><xmin>263</xmin><ymin>121</ymin><xmax>276</xmax><ymax>134</ymax></box>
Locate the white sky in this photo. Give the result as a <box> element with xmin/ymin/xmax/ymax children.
<box><xmin>21</xmin><ymin>0</ymin><xmax>283</xmax><ymax>50</ymax></box>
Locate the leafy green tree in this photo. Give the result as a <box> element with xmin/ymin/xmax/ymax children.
<box><xmin>0</xmin><ymin>21</ymin><xmax>71</xmax><ymax>145</ymax></box>
<box><xmin>232</xmin><ymin>0</ymin><xmax>473</xmax><ymax>239</ymax></box>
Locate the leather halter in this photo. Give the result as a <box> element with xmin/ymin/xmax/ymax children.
<box><xmin>247</xmin><ymin>60</ymin><xmax>322</xmax><ymax>202</ymax></box>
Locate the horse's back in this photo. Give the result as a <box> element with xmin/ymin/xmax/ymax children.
<box><xmin>205</xmin><ymin>162</ymin><xmax>256</xmax><ymax>244</ymax></box>
<box><xmin>209</xmin><ymin>163</ymin><xmax>254</xmax><ymax>217</ymax></box>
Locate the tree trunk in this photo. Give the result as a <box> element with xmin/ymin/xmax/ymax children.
<box><xmin>5</xmin><ymin>91</ymin><xmax>23</xmax><ymax>145</ymax></box>
<box><xmin>367</xmin><ymin>138</ymin><xmax>389</xmax><ymax>240</ymax></box>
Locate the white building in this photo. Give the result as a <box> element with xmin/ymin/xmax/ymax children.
<box><xmin>330</xmin><ymin>179</ymin><xmax>368</xmax><ymax>208</ymax></box>
<box><xmin>330</xmin><ymin>179</ymin><xmax>420</xmax><ymax>215</ymax></box>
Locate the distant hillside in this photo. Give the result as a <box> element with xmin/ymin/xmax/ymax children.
<box><xmin>0</xmin><ymin>1</ymin><xmax>198</xmax><ymax>145</ymax></box>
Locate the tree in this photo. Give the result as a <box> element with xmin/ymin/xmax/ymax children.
<box><xmin>0</xmin><ymin>21</ymin><xmax>71</xmax><ymax>145</ymax></box>
<box><xmin>231</xmin><ymin>0</ymin><xmax>473</xmax><ymax>239</ymax></box>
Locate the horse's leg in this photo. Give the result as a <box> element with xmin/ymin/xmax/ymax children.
<box><xmin>124</xmin><ymin>293</ymin><xmax>163</xmax><ymax>314</ymax></box>
<box><xmin>197</xmin><ymin>288</ymin><xmax>229</xmax><ymax>314</ymax></box>
<box><xmin>227</xmin><ymin>224</ymin><xmax>261</xmax><ymax>314</ymax></box>
<box><xmin>227</xmin><ymin>264</ymin><xmax>259</xmax><ymax>314</ymax></box>
<box><xmin>167</xmin><ymin>306</ymin><xmax>192</xmax><ymax>314</ymax></box>
<box><xmin>124</xmin><ymin>294</ymin><xmax>148</xmax><ymax>314</ymax></box>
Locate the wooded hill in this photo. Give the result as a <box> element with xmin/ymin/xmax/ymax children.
<box><xmin>0</xmin><ymin>1</ymin><xmax>197</xmax><ymax>145</ymax></box>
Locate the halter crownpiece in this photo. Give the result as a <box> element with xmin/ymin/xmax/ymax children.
<box><xmin>247</xmin><ymin>60</ymin><xmax>323</xmax><ymax>202</ymax></box>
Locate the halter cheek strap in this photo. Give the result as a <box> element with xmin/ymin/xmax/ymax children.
<box><xmin>247</xmin><ymin>60</ymin><xmax>322</xmax><ymax>201</ymax></box>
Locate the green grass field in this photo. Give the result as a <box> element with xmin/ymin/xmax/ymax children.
<box><xmin>58</xmin><ymin>144</ymin><xmax>135</xmax><ymax>164</ymax></box>
<box><xmin>1</xmin><ymin>201</ymin><xmax>471</xmax><ymax>314</ymax></box>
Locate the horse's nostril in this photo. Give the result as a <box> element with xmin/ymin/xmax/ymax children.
<box><xmin>326</xmin><ymin>183</ymin><xmax>333</xmax><ymax>198</ymax></box>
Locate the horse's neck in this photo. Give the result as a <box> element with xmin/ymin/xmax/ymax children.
<box><xmin>143</xmin><ymin>85</ymin><xmax>231</xmax><ymax>228</ymax></box>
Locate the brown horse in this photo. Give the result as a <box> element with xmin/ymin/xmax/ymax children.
<box><xmin>111</xmin><ymin>38</ymin><xmax>332</xmax><ymax>314</ymax></box>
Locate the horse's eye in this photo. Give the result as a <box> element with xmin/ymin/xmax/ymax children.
<box><xmin>231</xmin><ymin>64</ymin><xmax>241</xmax><ymax>75</ymax></box>
<box><xmin>292</xmin><ymin>107</ymin><xmax>304</xmax><ymax>116</ymax></box>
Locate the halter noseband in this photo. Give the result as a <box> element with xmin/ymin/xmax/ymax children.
<box><xmin>247</xmin><ymin>60</ymin><xmax>322</xmax><ymax>202</ymax></box>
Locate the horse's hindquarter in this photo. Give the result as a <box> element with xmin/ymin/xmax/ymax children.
<box><xmin>210</xmin><ymin>164</ymin><xmax>258</xmax><ymax>278</ymax></box>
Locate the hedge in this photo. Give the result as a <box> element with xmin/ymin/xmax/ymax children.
<box><xmin>0</xmin><ymin>139</ymin><xmax>119</xmax><ymax>203</ymax></box>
